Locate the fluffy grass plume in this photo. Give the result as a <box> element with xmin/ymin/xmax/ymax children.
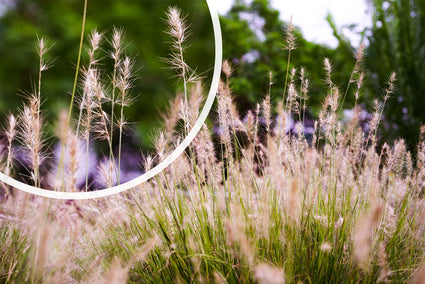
<box><xmin>1</xmin><ymin>5</ymin><xmax>425</xmax><ymax>284</ymax></box>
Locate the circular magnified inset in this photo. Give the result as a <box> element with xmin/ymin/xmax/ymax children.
<box><xmin>0</xmin><ymin>0</ymin><xmax>222</xmax><ymax>199</ymax></box>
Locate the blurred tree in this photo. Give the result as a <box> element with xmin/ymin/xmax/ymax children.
<box><xmin>366</xmin><ymin>0</ymin><xmax>425</xmax><ymax>151</ymax></box>
<box><xmin>220</xmin><ymin>0</ymin><xmax>357</xmax><ymax>117</ymax></box>
<box><xmin>0</xmin><ymin>0</ymin><xmax>371</xmax><ymax>151</ymax></box>
<box><xmin>0</xmin><ymin>0</ymin><xmax>214</xmax><ymax>149</ymax></box>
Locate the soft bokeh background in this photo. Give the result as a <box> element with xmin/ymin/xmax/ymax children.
<box><xmin>0</xmin><ymin>0</ymin><xmax>424</xmax><ymax>154</ymax></box>
<box><xmin>214</xmin><ymin>0</ymin><xmax>371</xmax><ymax>47</ymax></box>
<box><xmin>0</xmin><ymin>0</ymin><xmax>215</xmax><ymax>149</ymax></box>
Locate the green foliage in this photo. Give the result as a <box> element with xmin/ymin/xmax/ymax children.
<box><xmin>1</xmin><ymin>10</ymin><xmax>425</xmax><ymax>280</ymax></box>
<box><xmin>0</xmin><ymin>224</ymin><xmax>32</xmax><ymax>283</ymax></box>
<box><xmin>220</xmin><ymin>0</ymin><xmax>357</xmax><ymax>115</ymax></box>
<box><xmin>367</xmin><ymin>0</ymin><xmax>425</xmax><ymax>150</ymax></box>
<box><xmin>78</xmin><ymin>138</ymin><xmax>425</xmax><ymax>283</ymax></box>
<box><xmin>0</xmin><ymin>0</ymin><xmax>214</xmax><ymax>149</ymax></box>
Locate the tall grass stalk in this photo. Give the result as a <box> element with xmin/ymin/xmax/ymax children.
<box><xmin>76</xmin><ymin>29</ymin><xmax>102</xmax><ymax>136</ymax></box>
<box><xmin>166</xmin><ymin>7</ymin><xmax>189</xmax><ymax>106</ymax></box>
<box><xmin>165</xmin><ymin>6</ymin><xmax>199</xmax><ymax>134</ymax></box>
<box><xmin>340</xmin><ymin>42</ymin><xmax>364</xmax><ymax>110</ymax></box>
<box><xmin>56</xmin><ymin>0</ymin><xmax>88</xmax><ymax>191</ymax></box>
<box><xmin>109</xmin><ymin>28</ymin><xmax>124</xmax><ymax>183</ymax></box>
<box><xmin>2</xmin><ymin>56</ymin><xmax>425</xmax><ymax>282</ymax></box>
<box><xmin>3</xmin><ymin>114</ymin><xmax>16</xmax><ymax>196</ymax></box>
<box><xmin>282</xmin><ymin>17</ymin><xmax>295</xmax><ymax>102</ymax></box>
<box><xmin>1</xmin><ymin>5</ymin><xmax>425</xmax><ymax>284</ymax></box>
<box><xmin>117</xmin><ymin>57</ymin><xmax>134</xmax><ymax>185</ymax></box>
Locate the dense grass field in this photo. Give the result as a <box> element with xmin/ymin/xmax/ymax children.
<box><xmin>1</xmin><ymin>5</ymin><xmax>425</xmax><ymax>284</ymax></box>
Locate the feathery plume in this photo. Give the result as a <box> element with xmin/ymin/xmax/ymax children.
<box><xmin>353</xmin><ymin>201</ymin><xmax>384</xmax><ymax>271</ymax></box>
<box><xmin>222</xmin><ymin>60</ymin><xmax>232</xmax><ymax>79</ymax></box>
<box><xmin>320</xmin><ymin>242</ymin><xmax>332</xmax><ymax>253</ymax></box>
<box><xmin>165</xmin><ymin>6</ymin><xmax>198</xmax><ymax>134</ymax></box>
<box><xmin>19</xmin><ymin>95</ymin><xmax>45</xmax><ymax>187</ymax></box>
<box><xmin>102</xmin><ymin>256</ymin><xmax>127</xmax><ymax>284</ymax></box>
<box><xmin>5</xmin><ymin>113</ymin><xmax>17</xmax><ymax>178</ymax></box>
<box><xmin>411</xmin><ymin>261</ymin><xmax>425</xmax><ymax>284</ymax></box>
<box><xmin>117</xmin><ymin>56</ymin><xmax>136</xmax><ymax>184</ymax></box>
<box><xmin>283</xmin><ymin>16</ymin><xmax>296</xmax><ymax>51</ymax></box>
<box><xmin>254</xmin><ymin>263</ymin><xmax>285</xmax><ymax>284</ymax></box>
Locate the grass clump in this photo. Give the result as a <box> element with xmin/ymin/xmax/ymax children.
<box><xmin>1</xmin><ymin>4</ymin><xmax>425</xmax><ymax>284</ymax></box>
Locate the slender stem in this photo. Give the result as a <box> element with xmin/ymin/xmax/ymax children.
<box><xmin>118</xmin><ymin>78</ymin><xmax>128</xmax><ymax>185</ymax></box>
<box><xmin>180</xmin><ymin>53</ymin><xmax>187</xmax><ymax>107</ymax></box>
<box><xmin>110</xmin><ymin>59</ymin><xmax>119</xmax><ymax>162</ymax></box>
<box><xmin>85</xmin><ymin>133</ymin><xmax>89</xmax><ymax>191</ymax></box>
<box><xmin>32</xmin><ymin>150</ymin><xmax>38</xmax><ymax>187</ymax></box>
<box><xmin>35</xmin><ymin>50</ymin><xmax>43</xmax><ymax>188</ymax></box>
<box><xmin>68</xmin><ymin>0</ymin><xmax>87</xmax><ymax>125</ymax></box>
<box><xmin>4</xmin><ymin>137</ymin><xmax>13</xmax><ymax>196</ymax></box>
<box><xmin>56</xmin><ymin>0</ymin><xmax>87</xmax><ymax>190</ymax></box>
<box><xmin>118</xmin><ymin>117</ymin><xmax>123</xmax><ymax>184</ymax></box>
<box><xmin>76</xmin><ymin>60</ymin><xmax>94</xmax><ymax>136</ymax></box>
<box><xmin>99</xmin><ymin>104</ymin><xmax>114</xmax><ymax>156</ymax></box>
<box><xmin>179</xmin><ymin>42</ymin><xmax>189</xmax><ymax>133</ymax></box>
<box><xmin>97</xmin><ymin>97</ymin><xmax>118</xmax><ymax>182</ymax></box>
<box><xmin>340</xmin><ymin>67</ymin><xmax>356</xmax><ymax>112</ymax></box>
<box><xmin>282</xmin><ymin>50</ymin><xmax>292</xmax><ymax>104</ymax></box>
<box><xmin>6</xmin><ymin>137</ymin><xmax>13</xmax><ymax>177</ymax></box>
<box><xmin>38</xmin><ymin>57</ymin><xmax>42</xmax><ymax>115</ymax></box>
<box><xmin>84</xmin><ymin>106</ymin><xmax>92</xmax><ymax>191</ymax></box>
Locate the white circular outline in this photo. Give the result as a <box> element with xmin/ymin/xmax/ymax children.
<box><xmin>0</xmin><ymin>0</ymin><xmax>222</xmax><ymax>200</ymax></box>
